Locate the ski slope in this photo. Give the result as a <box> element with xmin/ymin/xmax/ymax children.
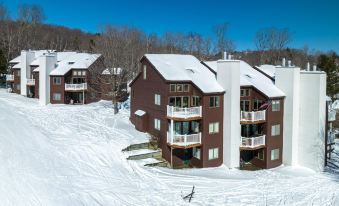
<box><xmin>0</xmin><ymin>89</ymin><xmax>338</xmax><ymax>206</ymax></box>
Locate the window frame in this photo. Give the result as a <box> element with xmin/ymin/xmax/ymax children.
<box><xmin>143</xmin><ymin>65</ymin><xmax>147</xmax><ymax>80</ymax></box>
<box><xmin>53</xmin><ymin>77</ymin><xmax>61</xmax><ymax>85</ymax></box>
<box><xmin>170</xmin><ymin>84</ymin><xmax>176</xmax><ymax>92</ymax></box>
<box><xmin>176</xmin><ymin>84</ymin><xmax>183</xmax><ymax>92</ymax></box>
<box><xmin>193</xmin><ymin>147</ymin><xmax>201</xmax><ymax>159</ymax></box>
<box><xmin>271</xmin><ymin>148</ymin><xmax>280</xmax><ymax>160</ymax></box>
<box><xmin>209</xmin><ymin>122</ymin><xmax>219</xmax><ymax>134</ymax></box>
<box><xmin>154</xmin><ymin>118</ymin><xmax>161</xmax><ymax>130</ymax></box>
<box><xmin>53</xmin><ymin>93</ymin><xmax>61</xmax><ymax>101</ymax></box>
<box><xmin>183</xmin><ymin>84</ymin><xmax>189</xmax><ymax>92</ymax></box>
<box><xmin>209</xmin><ymin>96</ymin><xmax>220</xmax><ymax>108</ymax></box>
<box><xmin>271</xmin><ymin>124</ymin><xmax>280</xmax><ymax>136</ymax></box>
<box><xmin>154</xmin><ymin>94</ymin><xmax>161</xmax><ymax>105</ymax></box>
<box><xmin>272</xmin><ymin>100</ymin><xmax>281</xmax><ymax>112</ymax></box>
<box><xmin>208</xmin><ymin>148</ymin><xmax>219</xmax><ymax>160</ymax></box>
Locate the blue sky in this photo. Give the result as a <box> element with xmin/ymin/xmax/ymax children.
<box><xmin>3</xmin><ymin>0</ymin><xmax>339</xmax><ymax>52</ymax></box>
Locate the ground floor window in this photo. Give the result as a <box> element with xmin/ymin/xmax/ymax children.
<box><xmin>193</xmin><ymin>147</ymin><xmax>201</xmax><ymax>159</ymax></box>
<box><xmin>16</xmin><ymin>84</ymin><xmax>20</xmax><ymax>90</ymax></box>
<box><xmin>208</xmin><ymin>148</ymin><xmax>219</xmax><ymax>160</ymax></box>
<box><xmin>53</xmin><ymin>93</ymin><xmax>61</xmax><ymax>101</ymax></box>
<box><xmin>154</xmin><ymin>118</ymin><xmax>160</xmax><ymax>130</ymax></box>
<box><xmin>271</xmin><ymin>148</ymin><xmax>280</xmax><ymax>160</ymax></box>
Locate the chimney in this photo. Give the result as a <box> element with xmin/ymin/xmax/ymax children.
<box><xmin>223</xmin><ymin>51</ymin><xmax>227</xmax><ymax>60</ymax></box>
<box><xmin>307</xmin><ymin>62</ymin><xmax>310</xmax><ymax>71</ymax></box>
<box><xmin>228</xmin><ymin>54</ymin><xmax>231</xmax><ymax>60</ymax></box>
<box><xmin>313</xmin><ymin>65</ymin><xmax>317</xmax><ymax>71</ymax></box>
<box><xmin>288</xmin><ymin>60</ymin><xmax>292</xmax><ymax>67</ymax></box>
<box><xmin>39</xmin><ymin>53</ymin><xmax>57</xmax><ymax>105</ymax></box>
<box><xmin>282</xmin><ymin>58</ymin><xmax>286</xmax><ymax>67</ymax></box>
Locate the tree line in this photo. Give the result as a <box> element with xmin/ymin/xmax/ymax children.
<box><xmin>0</xmin><ymin>3</ymin><xmax>338</xmax><ymax>98</ymax></box>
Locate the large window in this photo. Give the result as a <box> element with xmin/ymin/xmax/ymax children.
<box><xmin>193</xmin><ymin>147</ymin><xmax>201</xmax><ymax>159</ymax></box>
<box><xmin>257</xmin><ymin>150</ymin><xmax>264</xmax><ymax>160</ymax></box>
<box><xmin>169</xmin><ymin>96</ymin><xmax>189</xmax><ymax>107</ymax></box>
<box><xmin>209</xmin><ymin>122</ymin><xmax>219</xmax><ymax>134</ymax></box>
<box><xmin>272</xmin><ymin>100</ymin><xmax>280</xmax><ymax>111</ymax></box>
<box><xmin>154</xmin><ymin>94</ymin><xmax>161</xmax><ymax>105</ymax></box>
<box><xmin>208</xmin><ymin>148</ymin><xmax>219</xmax><ymax>160</ymax></box>
<box><xmin>253</xmin><ymin>99</ymin><xmax>263</xmax><ymax>111</ymax></box>
<box><xmin>154</xmin><ymin>118</ymin><xmax>160</xmax><ymax>130</ymax></box>
<box><xmin>240</xmin><ymin>89</ymin><xmax>250</xmax><ymax>97</ymax></box>
<box><xmin>191</xmin><ymin>96</ymin><xmax>201</xmax><ymax>107</ymax></box>
<box><xmin>143</xmin><ymin>65</ymin><xmax>147</xmax><ymax>79</ymax></box>
<box><xmin>53</xmin><ymin>93</ymin><xmax>61</xmax><ymax>101</ymax></box>
<box><xmin>209</xmin><ymin>96</ymin><xmax>220</xmax><ymax>107</ymax></box>
<box><xmin>271</xmin><ymin>124</ymin><xmax>280</xmax><ymax>136</ymax></box>
<box><xmin>53</xmin><ymin>77</ymin><xmax>61</xmax><ymax>85</ymax></box>
<box><xmin>271</xmin><ymin>148</ymin><xmax>280</xmax><ymax>160</ymax></box>
<box><xmin>240</xmin><ymin>100</ymin><xmax>250</xmax><ymax>111</ymax></box>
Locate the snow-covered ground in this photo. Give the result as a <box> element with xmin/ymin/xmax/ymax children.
<box><xmin>0</xmin><ymin>89</ymin><xmax>339</xmax><ymax>206</ymax></box>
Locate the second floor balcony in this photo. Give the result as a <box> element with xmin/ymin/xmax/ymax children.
<box><xmin>240</xmin><ymin>110</ymin><xmax>266</xmax><ymax>124</ymax></box>
<box><xmin>27</xmin><ymin>79</ymin><xmax>35</xmax><ymax>86</ymax></box>
<box><xmin>240</xmin><ymin>135</ymin><xmax>266</xmax><ymax>150</ymax></box>
<box><xmin>167</xmin><ymin>105</ymin><xmax>202</xmax><ymax>120</ymax></box>
<box><xmin>65</xmin><ymin>83</ymin><xmax>88</xmax><ymax>91</ymax></box>
<box><xmin>6</xmin><ymin>74</ymin><xmax>14</xmax><ymax>81</ymax></box>
<box><xmin>167</xmin><ymin>132</ymin><xmax>202</xmax><ymax>148</ymax></box>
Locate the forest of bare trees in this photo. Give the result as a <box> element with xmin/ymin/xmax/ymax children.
<box><xmin>0</xmin><ymin>3</ymin><xmax>338</xmax><ymax>98</ymax></box>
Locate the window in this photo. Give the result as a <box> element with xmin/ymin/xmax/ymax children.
<box><xmin>170</xmin><ymin>84</ymin><xmax>176</xmax><ymax>92</ymax></box>
<box><xmin>240</xmin><ymin>100</ymin><xmax>250</xmax><ymax>111</ymax></box>
<box><xmin>209</xmin><ymin>122</ymin><xmax>219</xmax><ymax>134</ymax></box>
<box><xmin>253</xmin><ymin>99</ymin><xmax>263</xmax><ymax>111</ymax></box>
<box><xmin>191</xmin><ymin>121</ymin><xmax>199</xmax><ymax>133</ymax></box>
<box><xmin>82</xmin><ymin>71</ymin><xmax>86</xmax><ymax>76</ymax></box>
<box><xmin>193</xmin><ymin>147</ymin><xmax>201</xmax><ymax>159</ymax></box>
<box><xmin>271</xmin><ymin>124</ymin><xmax>280</xmax><ymax>136</ymax></box>
<box><xmin>16</xmin><ymin>84</ymin><xmax>20</xmax><ymax>90</ymax></box>
<box><xmin>143</xmin><ymin>65</ymin><xmax>147</xmax><ymax>79</ymax></box>
<box><xmin>53</xmin><ymin>77</ymin><xmax>61</xmax><ymax>85</ymax></box>
<box><xmin>176</xmin><ymin>84</ymin><xmax>183</xmax><ymax>92</ymax></box>
<box><xmin>183</xmin><ymin>84</ymin><xmax>189</xmax><ymax>92</ymax></box>
<box><xmin>17</xmin><ymin>70</ymin><xmax>20</xmax><ymax>76</ymax></box>
<box><xmin>77</xmin><ymin>71</ymin><xmax>82</xmax><ymax>76</ymax></box>
<box><xmin>154</xmin><ymin>94</ymin><xmax>161</xmax><ymax>105</ymax></box>
<box><xmin>240</xmin><ymin>89</ymin><xmax>250</xmax><ymax>97</ymax></box>
<box><xmin>53</xmin><ymin>93</ymin><xmax>61</xmax><ymax>101</ymax></box>
<box><xmin>257</xmin><ymin>150</ymin><xmax>264</xmax><ymax>160</ymax></box>
<box><xmin>271</xmin><ymin>148</ymin><xmax>280</xmax><ymax>160</ymax></box>
<box><xmin>191</xmin><ymin>96</ymin><xmax>201</xmax><ymax>107</ymax></box>
<box><xmin>209</xmin><ymin>96</ymin><xmax>220</xmax><ymax>107</ymax></box>
<box><xmin>73</xmin><ymin>71</ymin><xmax>77</xmax><ymax>76</ymax></box>
<box><xmin>208</xmin><ymin>148</ymin><xmax>219</xmax><ymax>160</ymax></box>
<box><xmin>154</xmin><ymin>118</ymin><xmax>160</xmax><ymax>130</ymax></box>
<box><xmin>272</xmin><ymin>100</ymin><xmax>280</xmax><ymax>111</ymax></box>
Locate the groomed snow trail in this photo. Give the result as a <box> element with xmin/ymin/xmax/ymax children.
<box><xmin>0</xmin><ymin>90</ymin><xmax>338</xmax><ymax>206</ymax></box>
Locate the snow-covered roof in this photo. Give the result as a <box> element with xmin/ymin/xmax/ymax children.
<box><xmin>31</xmin><ymin>51</ymin><xmax>76</xmax><ymax>66</ymax></box>
<box><xmin>204</xmin><ymin>60</ymin><xmax>285</xmax><ymax>98</ymax></box>
<box><xmin>135</xmin><ymin>110</ymin><xmax>146</xmax><ymax>116</ymax></box>
<box><xmin>12</xmin><ymin>63</ymin><xmax>22</xmax><ymax>69</ymax></box>
<box><xmin>144</xmin><ymin>54</ymin><xmax>224</xmax><ymax>94</ymax></box>
<box><xmin>50</xmin><ymin>53</ymin><xmax>101</xmax><ymax>76</ymax></box>
<box><xmin>9</xmin><ymin>50</ymin><xmax>53</xmax><ymax>68</ymax></box>
<box><xmin>255</xmin><ymin>64</ymin><xmax>278</xmax><ymax>78</ymax></box>
<box><xmin>9</xmin><ymin>56</ymin><xmax>21</xmax><ymax>64</ymax></box>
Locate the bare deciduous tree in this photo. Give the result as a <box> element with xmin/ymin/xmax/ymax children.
<box><xmin>213</xmin><ymin>22</ymin><xmax>235</xmax><ymax>56</ymax></box>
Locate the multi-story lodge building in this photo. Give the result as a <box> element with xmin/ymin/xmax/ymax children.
<box><xmin>130</xmin><ymin>54</ymin><xmax>329</xmax><ymax>171</ymax></box>
<box><xmin>6</xmin><ymin>50</ymin><xmax>105</xmax><ymax>105</ymax></box>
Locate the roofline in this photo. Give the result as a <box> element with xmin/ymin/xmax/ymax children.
<box><xmin>200</xmin><ymin>61</ymin><xmax>217</xmax><ymax>75</ymax></box>
<box><xmin>130</xmin><ymin>55</ymin><xmax>225</xmax><ymax>95</ymax></box>
<box><xmin>252</xmin><ymin>66</ymin><xmax>275</xmax><ymax>81</ymax></box>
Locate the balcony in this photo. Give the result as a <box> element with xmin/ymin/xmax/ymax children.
<box><xmin>240</xmin><ymin>110</ymin><xmax>266</xmax><ymax>124</ymax></box>
<box><xmin>65</xmin><ymin>83</ymin><xmax>87</xmax><ymax>91</ymax></box>
<box><xmin>240</xmin><ymin>135</ymin><xmax>265</xmax><ymax>150</ymax></box>
<box><xmin>328</xmin><ymin>109</ymin><xmax>336</xmax><ymax>122</ymax></box>
<box><xmin>6</xmin><ymin>74</ymin><xmax>14</xmax><ymax>81</ymax></box>
<box><xmin>167</xmin><ymin>105</ymin><xmax>202</xmax><ymax>120</ymax></box>
<box><xmin>27</xmin><ymin>79</ymin><xmax>35</xmax><ymax>86</ymax></box>
<box><xmin>167</xmin><ymin>132</ymin><xmax>201</xmax><ymax>148</ymax></box>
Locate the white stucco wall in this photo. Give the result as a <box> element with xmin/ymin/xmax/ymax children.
<box><xmin>275</xmin><ymin>66</ymin><xmax>300</xmax><ymax>166</ymax></box>
<box><xmin>217</xmin><ymin>60</ymin><xmax>240</xmax><ymax>168</ymax></box>
<box><xmin>39</xmin><ymin>54</ymin><xmax>57</xmax><ymax>105</ymax></box>
<box><xmin>20</xmin><ymin>51</ymin><xmax>35</xmax><ymax>96</ymax></box>
<box><xmin>298</xmin><ymin>71</ymin><xmax>326</xmax><ymax>172</ymax></box>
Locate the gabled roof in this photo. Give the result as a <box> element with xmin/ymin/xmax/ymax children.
<box><xmin>9</xmin><ymin>50</ymin><xmax>53</xmax><ymax>68</ymax></box>
<box><xmin>204</xmin><ymin>60</ymin><xmax>285</xmax><ymax>98</ymax></box>
<box><xmin>31</xmin><ymin>51</ymin><xmax>76</xmax><ymax>66</ymax></box>
<box><xmin>143</xmin><ymin>54</ymin><xmax>224</xmax><ymax>94</ymax></box>
<box><xmin>49</xmin><ymin>53</ymin><xmax>101</xmax><ymax>76</ymax></box>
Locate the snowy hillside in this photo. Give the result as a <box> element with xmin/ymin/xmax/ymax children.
<box><xmin>0</xmin><ymin>89</ymin><xmax>339</xmax><ymax>206</ymax></box>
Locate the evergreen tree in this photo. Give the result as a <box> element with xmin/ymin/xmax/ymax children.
<box><xmin>0</xmin><ymin>49</ymin><xmax>7</xmax><ymax>75</ymax></box>
<box><xmin>317</xmin><ymin>53</ymin><xmax>339</xmax><ymax>98</ymax></box>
